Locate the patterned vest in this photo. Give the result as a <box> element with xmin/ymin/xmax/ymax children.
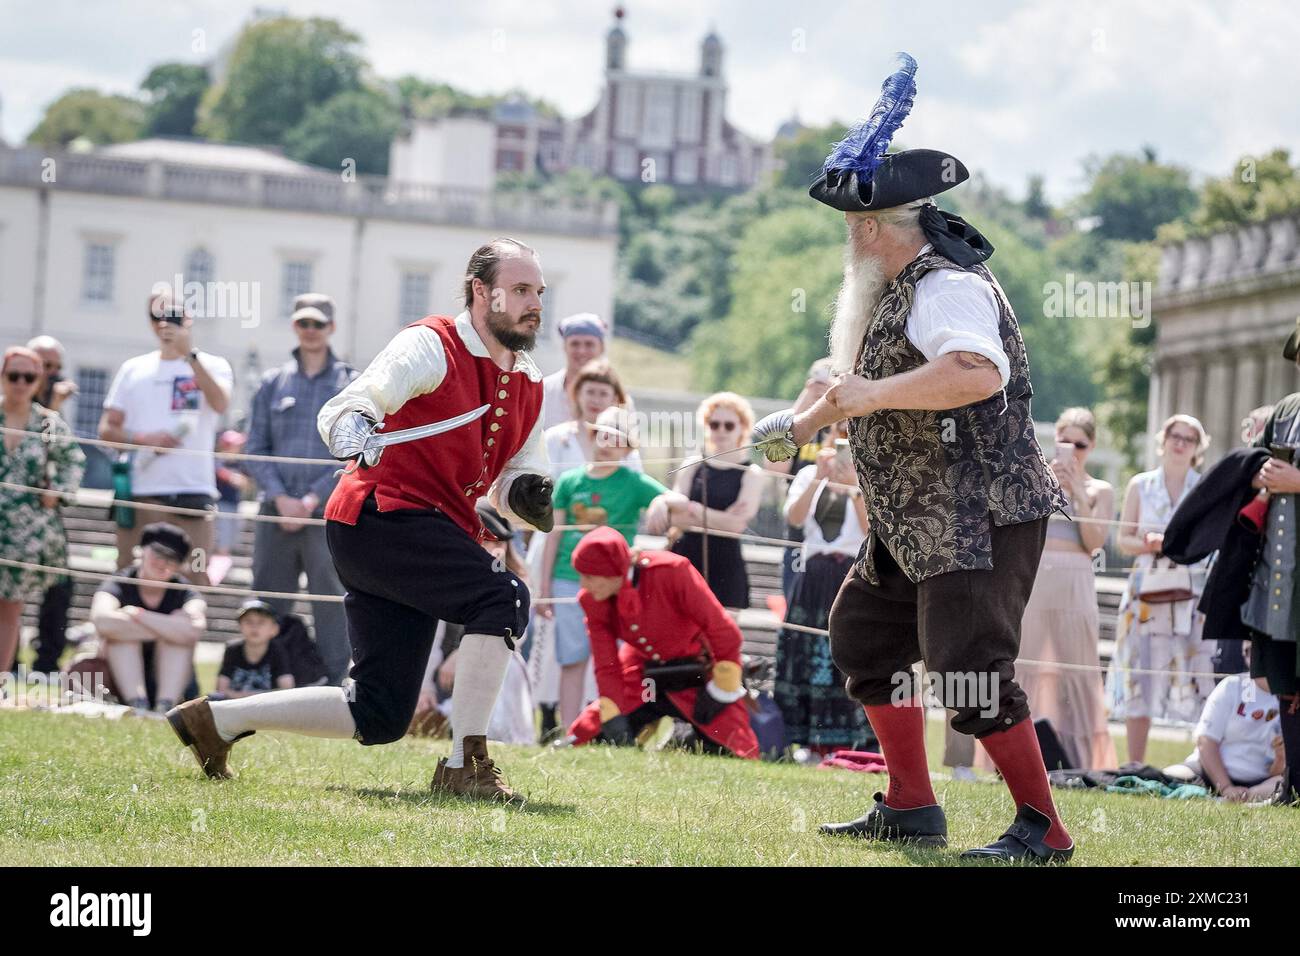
<box><xmin>325</xmin><ymin>315</ymin><xmax>543</xmax><ymax>541</ymax></box>
<box><xmin>849</xmin><ymin>250</ymin><xmax>1063</xmax><ymax>584</ymax></box>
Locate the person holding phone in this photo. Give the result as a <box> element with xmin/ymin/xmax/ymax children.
<box><xmin>98</xmin><ymin>290</ymin><xmax>233</xmax><ymax>586</ymax></box>
<box><xmin>1107</xmin><ymin>414</ymin><xmax>1214</xmax><ymax>764</ymax></box>
<box><xmin>775</xmin><ymin>423</ymin><xmax>873</xmax><ymax>755</ymax></box>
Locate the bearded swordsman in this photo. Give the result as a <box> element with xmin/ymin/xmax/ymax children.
<box><xmin>167</xmin><ymin>237</ymin><xmax>554</xmax><ymax>803</ymax></box>
<box><xmin>754</xmin><ymin>54</ymin><xmax>1075</xmax><ymax>862</ymax></box>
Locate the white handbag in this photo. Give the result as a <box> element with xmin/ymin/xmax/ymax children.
<box><xmin>1138</xmin><ymin>557</ymin><xmax>1194</xmax><ymax>604</ymax></box>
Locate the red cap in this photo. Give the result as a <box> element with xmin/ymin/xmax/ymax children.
<box><xmin>571</xmin><ymin>526</ymin><xmax>631</xmax><ymax>577</ymax></box>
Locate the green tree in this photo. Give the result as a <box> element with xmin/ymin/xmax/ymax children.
<box><xmin>771</xmin><ymin>123</ymin><xmax>845</xmax><ymax>191</ymax></box>
<box><xmin>199</xmin><ymin>16</ymin><xmax>366</xmax><ymax>145</ymax></box>
<box><xmin>690</xmin><ymin>204</ymin><xmax>844</xmax><ymax>399</ymax></box>
<box><xmin>140</xmin><ymin>63</ymin><xmax>209</xmax><ymax>137</ymax></box>
<box><xmin>284</xmin><ymin>88</ymin><xmax>400</xmax><ymax>174</ymax></box>
<box><xmin>1192</xmin><ymin>149</ymin><xmax>1300</xmax><ymax>231</ymax></box>
<box><xmin>1075</xmin><ymin>148</ymin><xmax>1197</xmax><ymax>242</ymax></box>
<box><xmin>26</xmin><ymin>89</ymin><xmax>144</xmax><ymax>148</ymax></box>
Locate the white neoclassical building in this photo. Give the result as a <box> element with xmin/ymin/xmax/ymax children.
<box><xmin>1149</xmin><ymin>213</ymin><xmax>1300</xmax><ymax>467</ymax></box>
<box><xmin>0</xmin><ymin>139</ymin><xmax>619</xmax><ymax>441</ymax></box>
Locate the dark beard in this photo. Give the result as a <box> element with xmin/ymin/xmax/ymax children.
<box><xmin>486</xmin><ymin>309</ymin><xmax>539</xmax><ymax>352</ymax></box>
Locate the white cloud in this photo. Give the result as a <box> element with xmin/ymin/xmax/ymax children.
<box><xmin>1</xmin><ymin>0</ymin><xmax>1296</xmax><ymax>202</ymax></box>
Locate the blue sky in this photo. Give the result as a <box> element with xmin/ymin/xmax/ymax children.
<box><xmin>2</xmin><ymin>0</ymin><xmax>1296</xmax><ymax>201</ymax></box>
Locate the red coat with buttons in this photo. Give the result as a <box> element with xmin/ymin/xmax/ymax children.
<box><xmin>325</xmin><ymin>315</ymin><xmax>542</xmax><ymax>540</ymax></box>
<box><xmin>567</xmin><ymin>550</ymin><xmax>759</xmax><ymax>758</ymax></box>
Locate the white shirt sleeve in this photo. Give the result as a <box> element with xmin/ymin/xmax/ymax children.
<box><xmin>103</xmin><ymin>357</ymin><xmax>134</xmax><ymax>413</ymax></box>
<box><xmin>907</xmin><ymin>269</ymin><xmax>1010</xmax><ymax>388</ymax></box>
<box><xmin>204</xmin><ymin>353</ymin><xmax>235</xmax><ymax>403</ymax></box>
<box><xmin>316</xmin><ymin>325</ymin><xmax>448</xmax><ymax>443</ymax></box>
<box><xmin>489</xmin><ymin>409</ymin><xmax>551</xmax><ymax>527</ymax></box>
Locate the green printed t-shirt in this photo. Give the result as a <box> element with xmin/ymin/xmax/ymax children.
<box><xmin>552</xmin><ymin>465</ymin><xmax>668</xmax><ymax>581</ymax></box>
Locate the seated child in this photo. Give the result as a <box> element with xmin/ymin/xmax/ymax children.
<box><xmin>214</xmin><ymin>599</ymin><xmax>296</xmax><ymax>699</ymax></box>
<box><xmin>1163</xmin><ymin>669</ymin><xmax>1283</xmax><ymax>803</ymax></box>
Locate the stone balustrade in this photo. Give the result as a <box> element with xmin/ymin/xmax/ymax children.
<box><xmin>0</xmin><ymin>145</ymin><xmax>620</xmax><ymax>237</ymax></box>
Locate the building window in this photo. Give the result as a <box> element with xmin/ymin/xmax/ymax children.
<box><xmin>399</xmin><ymin>271</ymin><xmax>431</xmax><ymax>327</ymax></box>
<box><xmin>82</xmin><ymin>242</ymin><xmax>115</xmax><ymax>303</ymax></box>
<box><xmin>719</xmin><ymin>153</ymin><xmax>739</xmax><ymax>186</ymax></box>
<box><xmin>643</xmin><ymin>84</ymin><xmax>675</xmax><ymax>149</ymax></box>
<box><xmin>677</xmin><ymin>89</ymin><xmax>702</xmax><ymax>144</ymax></box>
<box><xmin>612</xmin><ymin>145</ymin><xmax>638</xmax><ymax>179</ymax></box>
<box><xmin>184</xmin><ymin>248</ymin><xmax>214</xmax><ymax>317</ymax></box>
<box><xmin>674</xmin><ymin>150</ymin><xmax>698</xmax><ymax>184</ymax></box>
<box><xmin>615</xmin><ymin>83</ymin><xmax>639</xmax><ymax>138</ymax></box>
<box><xmin>281</xmin><ymin>261</ymin><xmax>313</xmax><ymax>318</ymax></box>
<box><xmin>73</xmin><ymin>367</ymin><xmax>109</xmax><ymax>439</ymax></box>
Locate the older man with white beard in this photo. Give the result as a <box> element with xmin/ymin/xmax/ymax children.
<box><xmin>754</xmin><ymin>54</ymin><xmax>1073</xmax><ymax>863</ymax></box>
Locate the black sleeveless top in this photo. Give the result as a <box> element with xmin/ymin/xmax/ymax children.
<box><xmin>671</xmin><ymin>461</ymin><xmax>750</xmax><ymax>610</ymax></box>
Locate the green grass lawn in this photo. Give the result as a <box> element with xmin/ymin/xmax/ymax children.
<box><xmin>2</xmin><ymin>707</ymin><xmax>1295</xmax><ymax>866</ymax></box>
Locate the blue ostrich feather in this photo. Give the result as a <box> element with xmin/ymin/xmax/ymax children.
<box><xmin>821</xmin><ymin>52</ymin><xmax>918</xmax><ymax>178</ymax></box>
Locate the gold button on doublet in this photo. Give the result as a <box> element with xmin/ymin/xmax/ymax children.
<box><xmin>498</xmin><ymin>390</ymin><xmax>509</xmax><ymax>399</ymax></box>
<box><xmin>490</xmin><ymin>423</ymin><xmax>500</xmax><ymax>432</ymax></box>
<box><xmin>630</xmin><ymin>624</ymin><xmax>638</xmax><ymax>632</ymax></box>
<box><xmin>494</xmin><ymin>408</ymin><xmax>505</xmax><ymax>417</ymax></box>
<box><xmin>500</xmin><ymin>374</ymin><xmax>510</xmax><ymax>384</ymax></box>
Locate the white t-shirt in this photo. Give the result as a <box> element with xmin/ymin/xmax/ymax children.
<box><xmin>104</xmin><ymin>350</ymin><xmax>234</xmax><ymax>497</ymax></box>
<box><xmin>1184</xmin><ymin>674</ymin><xmax>1281</xmax><ymax>784</ymax></box>
<box><xmin>784</xmin><ymin>464</ymin><xmax>868</xmax><ymax>560</ymax></box>
<box><xmin>907</xmin><ymin>252</ymin><xmax>1010</xmax><ymax>388</ymax></box>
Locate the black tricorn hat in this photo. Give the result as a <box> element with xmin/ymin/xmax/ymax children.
<box><xmin>810</xmin><ymin>148</ymin><xmax>968</xmax><ymax>211</ymax></box>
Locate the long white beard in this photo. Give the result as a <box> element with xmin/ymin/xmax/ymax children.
<box><xmin>827</xmin><ymin>248</ymin><xmax>886</xmax><ymax>375</ymax></box>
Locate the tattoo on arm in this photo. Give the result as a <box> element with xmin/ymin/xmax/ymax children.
<box><xmin>953</xmin><ymin>351</ymin><xmax>995</xmax><ymax>371</ymax></box>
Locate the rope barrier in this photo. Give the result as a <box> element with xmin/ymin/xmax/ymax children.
<box><xmin>771</xmin><ymin>618</ymin><xmax>1234</xmax><ymax>680</ymax></box>
<box><xmin>1</xmin><ymin>554</ymin><xmax>1228</xmax><ymax>680</ymax></box>
<box><xmin>0</xmin><ymin>425</ymin><xmax>1164</xmax><ymax>534</ymax></box>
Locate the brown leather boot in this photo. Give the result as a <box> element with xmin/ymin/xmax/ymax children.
<box><xmin>166</xmin><ymin>698</ymin><xmax>252</xmax><ymax>780</ymax></box>
<box><xmin>430</xmin><ymin>735</ymin><xmax>522</xmax><ymax>803</ymax></box>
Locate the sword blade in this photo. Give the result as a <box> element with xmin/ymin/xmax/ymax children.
<box><xmin>371</xmin><ymin>403</ymin><xmax>491</xmax><ymax>449</ymax></box>
<box><xmin>666</xmin><ymin>441</ymin><xmax>766</xmax><ymax>476</ymax></box>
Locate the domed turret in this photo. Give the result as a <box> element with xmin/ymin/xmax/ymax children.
<box><xmin>607</xmin><ymin>7</ymin><xmax>628</xmax><ymax>71</ymax></box>
<box><xmin>701</xmin><ymin>28</ymin><xmax>722</xmax><ymax>77</ymax></box>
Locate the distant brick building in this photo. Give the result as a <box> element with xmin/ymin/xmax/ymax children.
<box><xmin>390</xmin><ymin>8</ymin><xmax>774</xmax><ymax>192</ymax></box>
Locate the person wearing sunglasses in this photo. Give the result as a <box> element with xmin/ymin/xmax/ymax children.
<box><xmin>1108</xmin><ymin>414</ymin><xmax>1214</xmax><ymax>764</ymax></box>
<box><xmin>244</xmin><ymin>292</ymin><xmax>358</xmax><ymax>686</ymax></box>
<box><xmin>0</xmin><ymin>346</ymin><xmax>85</xmax><ymax>675</ymax></box>
<box><xmin>19</xmin><ymin>335</ymin><xmax>80</xmax><ymax>674</ymax></box>
<box><xmin>98</xmin><ymin>291</ymin><xmax>233</xmax><ymax>587</ymax></box>
<box><xmin>668</xmin><ymin>392</ymin><xmax>764</xmax><ymax>613</ymax></box>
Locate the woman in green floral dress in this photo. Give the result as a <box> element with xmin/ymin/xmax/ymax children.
<box><xmin>0</xmin><ymin>347</ymin><xmax>86</xmax><ymax>672</ymax></box>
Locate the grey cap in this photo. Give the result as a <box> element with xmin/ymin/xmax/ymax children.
<box><xmin>291</xmin><ymin>293</ymin><xmax>335</xmax><ymax>324</ymax></box>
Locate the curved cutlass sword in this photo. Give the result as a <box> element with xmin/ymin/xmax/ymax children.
<box><xmin>337</xmin><ymin>403</ymin><xmax>491</xmax><ymax>476</ymax></box>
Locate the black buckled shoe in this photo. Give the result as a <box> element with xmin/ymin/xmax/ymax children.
<box><xmin>961</xmin><ymin>804</ymin><xmax>1074</xmax><ymax>864</ymax></box>
<box><xmin>818</xmin><ymin>791</ymin><xmax>948</xmax><ymax>848</ymax></box>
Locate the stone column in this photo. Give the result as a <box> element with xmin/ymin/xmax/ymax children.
<box><xmin>1204</xmin><ymin>357</ymin><xmax>1234</xmax><ymax>462</ymax></box>
<box><xmin>1234</xmin><ymin>350</ymin><xmax>1265</xmax><ymax>441</ymax></box>
<box><xmin>1264</xmin><ymin>351</ymin><xmax>1292</xmax><ymax>406</ymax></box>
<box><xmin>1174</xmin><ymin>359</ymin><xmax>1204</xmax><ymax>422</ymax></box>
